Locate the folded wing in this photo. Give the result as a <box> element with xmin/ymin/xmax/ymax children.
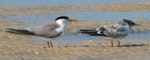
<box><xmin>6</xmin><ymin>24</ymin><xmax>62</xmax><ymax>38</ymax></box>
<box><xmin>79</xmin><ymin>24</ymin><xmax>129</xmax><ymax>39</ymax></box>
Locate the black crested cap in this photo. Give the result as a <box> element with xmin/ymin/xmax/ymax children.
<box><xmin>55</xmin><ymin>16</ymin><xmax>69</xmax><ymax>21</ymax></box>
<box><xmin>123</xmin><ymin>19</ymin><xmax>136</xmax><ymax>26</ymax></box>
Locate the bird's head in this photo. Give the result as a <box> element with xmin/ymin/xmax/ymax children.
<box><xmin>55</xmin><ymin>16</ymin><xmax>78</xmax><ymax>26</ymax></box>
<box><xmin>123</xmin><ymin>19</ymin><xmax>139</xmax><ymax>27</ymax></box>
<box><xmin>55</xmin><ymin>16</ymin><xmax>69</xmax><ymax>24</ymax></box>
<box><xmin>56</xmin><ymin>16</ymin><xmax>78</xmax><ymax>23</ymax></box>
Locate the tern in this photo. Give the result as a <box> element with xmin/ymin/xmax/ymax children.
<box><xmin>79</xmin><ymin>19</ymin><xmax>139</xmax><ymax>47</ymax></box>
<box><xmin>6</xmin><ymin>16</ymin><xmax>78</xmax><ymax>48</ymax></box>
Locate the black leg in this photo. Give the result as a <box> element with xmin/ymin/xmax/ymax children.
<box><xmin>111</xmin><ymin>40</ymin><xmax>113</xmax><ymax>47</ymax></box>
<box><xmin>118</xmin><ymin>41</ymin><xmax>121</xmax><ymax>47</ymax></box>
<box><xmin>50</xmin><ymin>41</ymin><xmax>53</xmax><ymax>48</ymax></box>
<box><xmin>47</xmin><ymin>41</ymin><xmax>50</xmax><ymax>48</ymax></box>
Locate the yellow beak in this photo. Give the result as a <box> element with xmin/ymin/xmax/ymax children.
<box><xmin>135</xmin><ymin>24</ymin><xmax>140</xmax><ymax>26</ymax></box>
<box><xmin>69</xmin><ymin>19</ymin><xmax>78</xmax><ymax>22</ymax></box>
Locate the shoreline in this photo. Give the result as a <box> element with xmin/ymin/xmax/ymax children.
<box><xmin>1</xmin><ymin>20</ymin><xmax>150</xmax><ymax>32</ymax></box>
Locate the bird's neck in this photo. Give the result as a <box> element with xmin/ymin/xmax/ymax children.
<box><xmin>58</xmin><ymin>23</ymin><xmax>67</xmax><ymax>32</ymax></box>
<box><xmin>119</xmin><ymin>22</ymin><xmax>131</xmax><ymax>29</ymax></box>
<box><xmin>56</xmin><ymin>20</ymin><xmax>68</xmax><ymax>32</ymax></box>
<box><xmin>124</xmin><ymin>23</ymin><xmax>132</xmax><ymax>29</ymax></box>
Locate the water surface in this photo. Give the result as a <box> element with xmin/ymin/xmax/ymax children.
<box><xmin>30</xmin><ymin>32</ymin><xmax>150</xmax><ymax>44</ymax></box>
<box><xmin>3</xmin><ymin>12</ymin><xmax>150</xmax><ymax>22</ymax></box>
<box><xmin>0</xmin><ymin>0</ymin><xmax>150</xmax><ymax>6</ymax></box>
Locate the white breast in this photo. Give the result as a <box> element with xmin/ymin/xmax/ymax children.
<box><xmin>55</xmin><ymin>19</ymin><xmax>69</xmax><ymax>33</ymax></box>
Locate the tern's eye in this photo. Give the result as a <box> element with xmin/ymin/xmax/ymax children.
<box><xmin>122</xmin><ymin>23</ymin><xmax>126</xmax><ymax>25</ymax></box>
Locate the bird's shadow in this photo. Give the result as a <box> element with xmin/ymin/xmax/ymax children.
<box><xmin>62</xmin><ymin>44</ymin><xmax>147</xmax><ymax>48</ymax></box>
<box><xmin>101</xmin><ymin>44</ymin><xmax>147</xmax><ymax>47</ymax></box>
<box><xmin>121</xmin><ymin>44</ymin><xmax>146</xmax><ymax>47</ymax></box>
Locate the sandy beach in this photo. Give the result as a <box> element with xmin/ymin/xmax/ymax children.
<box><xmin>0</xmin><ymin>20</ymin><xmax>149</xmax><ymax>60</ymax></box>
<box><xmin>0</xmin><ymin>1</ymin><xmax>150</xmax><ymax>60</ymax></box>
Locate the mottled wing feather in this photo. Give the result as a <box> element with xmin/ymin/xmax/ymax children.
<box><xmin>99</xmin><ymin>24</ymin><xmax>129</xmax><ymax>38</ymax></box>
<box><xmin>80</xmin><ymin>23</ymin><xmax>130</xmax><ymax>39</ymax></box>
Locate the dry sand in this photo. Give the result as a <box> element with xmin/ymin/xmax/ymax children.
<box><xmin>0</xmin><ymin>20</ymin><xmax>149</xmax><ymax>60</ymax></box>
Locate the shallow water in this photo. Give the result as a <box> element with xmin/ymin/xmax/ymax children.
<box><xmin>1</xmin><ymin>0</ymin><xmax>150</xmax><ymax>44</ymax></box>
<box><xmin>58</xmin><ymin>32</ymin><xmax>150</xmax><ymax>42</ymax></box>
<box><xmin>0</xmin><ymin>0</ymin><xmax>150</xmax><ymax>6</ymax></box>
<box><xmin>30</xmin><ymin>32</ymin><xmax>150</xmax><ymax>44</ymax></box>
<box><xmin>124</xmin><ymin>32</ymin><xmax>150</xmax><ymax>42</ymax></box>
<box><xmin>3</xmin><ymin>12</ymin><xmax>150</xmax><ymax>22</ymax></box>
<box><xmin>3</xmin><ymin>12</ymin><xmax>150</xmax><ymax>43</ymax></box>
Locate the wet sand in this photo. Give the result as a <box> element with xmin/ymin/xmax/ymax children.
<box><xmin>0</xmin><ymin>20</ymin><xmax>150</xmax><ymax>60</ymax></box>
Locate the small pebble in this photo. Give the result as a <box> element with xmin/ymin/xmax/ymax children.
<box><xmin>35</xmin><ymin>52</ymin><xmax>39</xmax><ymax>54</ymax></box>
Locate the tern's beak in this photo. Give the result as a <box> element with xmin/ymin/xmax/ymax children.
<box><xmin>69</xmin><ymin>19</ymin><xmax>78</xmax><ymax>22</ymax></box>
<box><xmin>135</xmin><ymin>23</ymin><xmax>140</xmax><ymax>26</ymax></box>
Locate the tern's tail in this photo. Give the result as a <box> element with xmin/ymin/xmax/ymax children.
<box><xmin>79</xmin><ymin>29</ymin><xmax>100</xmax><ymax>36</ymax></box>
<box><xmin>5</xmin><ymin>28</ymin><xmax>34</xmax><ymax>35</ymax></box>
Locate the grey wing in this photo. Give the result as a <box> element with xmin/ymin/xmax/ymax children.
<box><xmin>28</xmin><ymin>24</ymin><xmax>60</xmax><ymax>37</ymax></box>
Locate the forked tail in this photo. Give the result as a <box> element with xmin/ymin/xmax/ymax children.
<box><xmin>5</xmin><ymin>28</ymin><xmax>34</xmax><ymax>35</ymax></box>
